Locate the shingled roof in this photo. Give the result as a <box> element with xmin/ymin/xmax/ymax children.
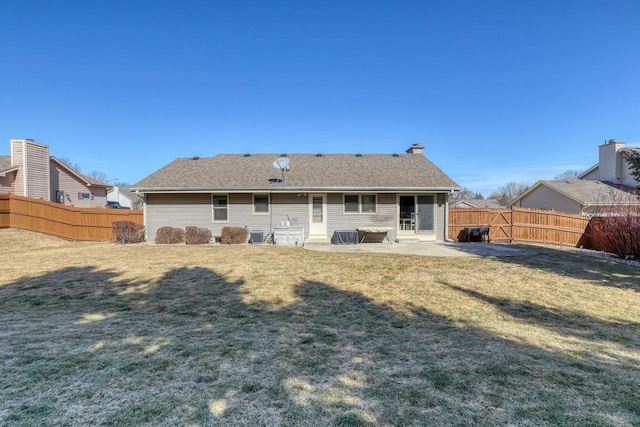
<box><xmin>516</xmin><ymin>180</ymin><xmax>639</xmax><ymax>206</ymax></box>
<box><xmin>133</xmin><ymin>151</ymin><xmax>459</xmax><ymax>193</ymax></box>
<box><xmin>0</xmin><ymin>155</ymin><xmax>13</xmax><ymax>173</ymax></box>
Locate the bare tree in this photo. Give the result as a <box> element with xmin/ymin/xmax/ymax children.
<box><xmin>115</xmin><ymin>181</ymin><xmax>131</xmax><ymax>190</ymax></box>
<box><xmin>87</xmin><ymin>170</ymin><xmax>109</xmax><ymax>184</ymax></box>
<box><xmin>57</xmin><ymin>157</ymin><xmax>82</xmax><ymax>173</ymax></box>
<box><xmin>451</xmin><ymin>187</ymin><xmax>475</xmax><ymax>200</ymax></box>
<box><xmin>554</xmin><ymin>170</ymin><xmax>582</xmax><ymax>181</ymax></box>
<box><xmin>495</xmin><ymin>181</ymin><xmax>530</xmax><ymax>206</ymax></box>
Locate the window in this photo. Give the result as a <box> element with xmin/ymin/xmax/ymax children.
<box><xmin>344</xmin><ymin>195</ymin><xmax>359</xmax><ymax>212</ymax></box>
<box><xmin>253</xmin><ymin>194</ymin><xmax>269</xmax><ymax>214</ymax></box>
<box><xmin>362</xmin><ymin>195</ymin><xmax>376</xmax><ymax>213</ymax></box>
<box><xmin>343</xmin><ymin>194</ymin><xmax>377</xmax><ymax>213</ymax></box>
<box><xmin>212</xmin><ymin>195</ymin><xmax>228</xmax><ymax>221</ymax></box>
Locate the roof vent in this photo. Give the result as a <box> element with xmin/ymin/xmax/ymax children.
<box><xmin>243</xmin><ymin>153</ymin><xmax>251</xmax><ymax>157</ymax></box>
<box><xmin>316</xmin><ymin>153</ymin><xmax>323</xmax><ymax>157</ymax></box>
<box><xmin>192</xmin><ymin>156</ymin><xmax>200</xmax><ymax>160</ymax></box>
<box><xmin>281</xmin><ymin>153</ymin><xmax>287</xmax><ymax>157</ymax></box>
<box><xmin>392</xmin><ymin>153</ymin><xmax>399</xmax><ymax>157</ymax></box>
<box><xmin>355</xmin><ymin>153</ymin><xmax>362</xmax><ymax>157</ymax></box>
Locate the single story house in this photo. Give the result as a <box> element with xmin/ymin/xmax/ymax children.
<box><xmin>450</xmin><ymin>198</ymin><xmax>503</xmax><ymax>209</ymax></box>
<box><xmin>512</xmin><ymin>180</ymin><xmax>638</xmax><ymax>215</ymax></box>
<box><xmin>132</xmin><ymin>143</ymin><xmax>460</xmax><ymax>243</ymax></box>
<box><xmin>0</xmin><ymin>139</ymin><xmax>110</xmax><ymax>208</ymax></box>
<box><xmin>107</xmin><ymin>186</ymin><xmax>144</xmax><ymax>209</ymax></box>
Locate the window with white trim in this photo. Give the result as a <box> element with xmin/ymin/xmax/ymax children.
<box><xmin>212</xmin><ymin>194</ymin><xmax>228</xmax><ymax>221</ymax></box>
<box><xmin>253</xmin><ymin>194</ymin><xmax>269</xmax><ymax>214</ymax></box>
<box><xmin>343</xmin><ymin>194</ymin><xmax>377</xmax><ymax>213</ymax></box>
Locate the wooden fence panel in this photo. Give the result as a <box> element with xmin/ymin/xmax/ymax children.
<box><xmin>0</xmin><ymin>194</ymin><xmax>143</xmax><ymax>241</ymax></box>
<box><xmin>449</xmin><ymin>206</ymin><xmax>593</xmax><ymax>248</ymax></box>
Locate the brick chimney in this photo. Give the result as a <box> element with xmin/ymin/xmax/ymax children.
<box><xmin>406</xmin><ymin>143</ymin><xmax>424</xmax><ymax>155</ymax></box>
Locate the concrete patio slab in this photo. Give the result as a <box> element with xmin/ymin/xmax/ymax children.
<box><xmin>304</xmin><ymin>241</ymin><xmax>536</xmax><ymax>257</ymax></box>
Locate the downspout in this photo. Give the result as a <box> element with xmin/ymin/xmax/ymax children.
<box><xmin>141</xmin><ymin>192</ymin><xmax>148</xmax><ymax>242</ymax></box>
<box><xmin>444</xmin><ymin>191</ymin><xmax>454</xmax><ymax>242</ymax></box>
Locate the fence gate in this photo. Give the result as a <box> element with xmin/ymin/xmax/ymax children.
<box><xmin>488</xmin><ymin>209</ymin><xmax>512</xmax><ymax>242</ymax></box>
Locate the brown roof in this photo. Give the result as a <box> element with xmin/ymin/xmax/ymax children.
<box><xmin>517</xmin><ymin>180</ymin><xmax>639</xmax><ymax>206</ymax></box>
<box><xmin>0</xmin><ymin>155</ymin><xmax>12</xmax><ymax>173</ymax></box>
<box><xmin>132</xmin><ymin>152</ymin><xmax>460</xmax><ymax>192</ymax></box>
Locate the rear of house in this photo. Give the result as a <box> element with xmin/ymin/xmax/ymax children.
<box><xmin>133</xmin><ymin>144</ymin><xmax>459</xmax><ymax>244</ymax></box>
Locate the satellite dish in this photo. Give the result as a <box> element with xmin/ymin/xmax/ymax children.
<box><xmin>273</xmin><ymin>157</ymin><xmax>290</xmax><ymax>170</ymax></box>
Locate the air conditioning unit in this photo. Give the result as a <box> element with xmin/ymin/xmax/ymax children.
<box><xmin>250</xmin><ymin>230</ymin><xmax>264</xmax><ymax>245</ymax></box>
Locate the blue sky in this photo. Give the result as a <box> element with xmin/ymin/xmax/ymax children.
<box><xmin>1</xmin><ymin>0</ymin><xmax>639</xmax><ymax>196</ymax></box>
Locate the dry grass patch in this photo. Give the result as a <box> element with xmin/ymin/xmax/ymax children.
<box><xmin>0</xmin><ymin>228</ymin><xmax>639</xmax><ymax>426</ymax></box>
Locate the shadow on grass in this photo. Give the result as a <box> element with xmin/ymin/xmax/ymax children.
<box><xmin>0</xmin><ymin>265</ymin><xmax>638</xmax><ymax>426</ymax></box>
<box><xmin>442</xmin><ymin>282</ymin><xmax>640</xmax><ymax>356</ymax></box>
<box><xmin>498</xmin><ymin>244</ymin><xmax>640</xmax><ymax>292</ymax></box>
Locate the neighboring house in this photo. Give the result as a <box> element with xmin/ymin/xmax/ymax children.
<box><xmin>512</xmin><ymin>139</ymin><xmax>640</xmax><ymax>215</ymax></box>
<box><xmin>512</xmin><ymin>180</ymin><xmax>638</xmax><ymax>215</ymax></box>
<box><xmin>108</xmin><ymin>186</ymin><xmax>143</xmax><ymax>209</ymax></box>
<box><xmin>0</xmin><ymin>139</ymin><xmax>110</xmax><ymax>208</ymax></box>
<box><xmin>450</xmin><ymin>198</ymin><xmax>503</xmax><ymax>209</ymax></box>
<box><xmin>132</xmin><ymin>143</ymin><xmax>460</xmax><ymax>243</ymax></box>
<box><xmin>578</xmin><ymin>139</ymin><xmax>640</xmax><ymax>186</ymax></box>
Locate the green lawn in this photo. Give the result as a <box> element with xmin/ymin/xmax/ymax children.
<box><xmin>0</xmin><ymin>229</ymin><xmax>639</xmax><ymax>426</ymax></box>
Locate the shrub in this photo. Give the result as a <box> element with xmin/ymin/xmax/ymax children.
<box><xmin>112</xmin><ymin>221</ymin><xmax>145</xmax><ymax>244</ymax></box>
<box><xmin>220</xmin><ymin>226</ymin><xmax>249</xmax><ymax>244</ymax></box>
<box><xmin>588</xmin><ymin>210</ymin><xmax>640</xmax><ymax>258</ymax></box>
<box><xmin>155</xmin><ymin>226</ymin><xmax>185</xmax><ymax>244</ymax></box>
<box><xmin>185</xmin><ymin>226</ymin><xmax>212</xmax><ymax>245</ymax></box>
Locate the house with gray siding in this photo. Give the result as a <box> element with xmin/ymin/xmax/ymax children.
<box><xmin>0</xmin><ymin>139</ymin><xmax>110</xmax><ymax>208</ymax></box>
<box><xmin>132</xmin><ymin>143</ymin><xmax>460</xmax><ymax>244</ymax></box>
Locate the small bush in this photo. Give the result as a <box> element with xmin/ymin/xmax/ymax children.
<box><xmin>155</xmin><ymin>226</ymin><xmax>185</xmax><ymax>244</ymax></box>
<box><xmin>185</xmin><ymin>226</ymin><xmax>212</xmax><ymax>245</ymax></box>
<box><xmin>220</xmin><ymin>226</ymin><xmax>249</xmax><ymax>244</ymax></box>
<box><xmin>112</xmin><ymin>221</ymin><xmax>145</xmax><ymax>244</ymax></box>
<box><xmin>588</xmin><ymin>212</ymin><xmax>640</xmax><ymax>258</ymax></box>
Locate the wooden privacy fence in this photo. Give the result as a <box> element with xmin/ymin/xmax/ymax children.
<box><xmin>0</xmin><ymin>194</ymin><xmax>143</xmax><ymax>241</ymax></box>
<box><xmin>449</xmin><ymin>206</ymin><xmax>593</xmax><ymax>248</ymax></box>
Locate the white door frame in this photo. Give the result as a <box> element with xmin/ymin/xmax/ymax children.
<box><xmin>308</xmin><ymin>193</ymin><xmax>327</xmax><ymax>238</ymax></box>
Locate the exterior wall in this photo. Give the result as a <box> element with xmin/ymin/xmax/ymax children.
<box><xmin>108</xmin><ymin>187</ymin><xmax>142</xmax><ymax>209</ymax></box>
<box><xmin>581</xmin><ymin>168</ymin><xmax>599</xmax><ymax>181</ymax></box>
<box><xmin>515</xmin><ymin>185</ymin><xmax>582</xmax><ymax>214</ymax></box>
<box><xmin>620</xmin><ymin>152</ymin><xmax>640</xmax><ymax>187</ymax></box>
<box><xmin>50</xmin><ymin>161</ymin><xmax>107</xmax><ymax>208</ymax></box>
<box><xmin>145</xmin><ymin>191</ymin><xmax>450</xmax><ymax>242</ymax></box>
<box><xmin>145</xmin><ymin>192</ymin><xmax>309</xmax><ymax>241</ymax></box>
<box><xmin>598</xmin><ymin>141</ymin><xmax>624</xmax><ymax>183</ymax></box>
<box><xmin>0</xmin><ymin>171</ymin><xmax>16</xmax><ymax>194</ymax></box>
<box><xmin>24</xmin><ymin>141</ymin><xmax>50</xmax><ymax>200</ymax></box>
<box><xmin>437</xmin><ymin>193</ymin><xmax>446</xmax><ymax>241</ymax></box>
<box><xmin>326</xmin><ymin>193</ymin><xmax>398</xmax><ymax>241</ymax></box>
<box><xmin>10</xmin><ymin>140</ymin><xmax>25</xmax><ymax>196</ymax></box>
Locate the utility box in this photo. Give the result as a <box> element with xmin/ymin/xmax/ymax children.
<box><xmin>273</xmin><ymin>226</ymin><xmax>304</xmax><ymax>246</ymax></box>
<box><xmin>249</xmin><ymin>230</ymin><xmax>264</xmax><ymax>244</ymax></box>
